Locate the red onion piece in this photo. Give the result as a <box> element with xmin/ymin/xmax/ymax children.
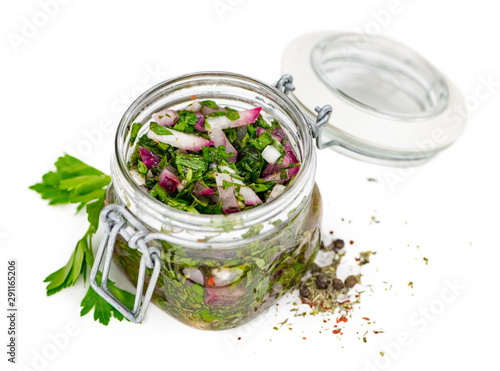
<box><xmin>284</xmin><ymin>140</ymin><xmax>298</xmax><ymax>164</ymax></box>
<box><xmin>147</xmin><ymin>128</ymin><xmax>214</xmax><ymax>151</ymax></box>
<box><xmin>239</xmin><ymin>186</ymin><xmax>262</xmax><ymax>206</ymax></box>
<box><xmin>215</xmin><ymin>172</ymin><xmax>240</xmax><ymax>214</ymax></box>
<box><xmin>158</xmin><ymin>167</ymin><xmax>180</xmax><ymax>193</ymax></box>
<box><xmin>262</xmin><ymin>163</ymin><xmax>300</xmax><ymax>184</ymax></box>
<box><xmin>208</xmin><ymin>127</ymin><xmax>238</xmax><ymax>164</ymax></box>
<box><xmin>262</xmin><ymin>145</ymin><xmax>281</xmax><ymax>164</ymax></box>
<box><xmin>139</xmin><ymin>147</ymin><xmax>160</xmax><ymax>169</ymax></box>
<box><xmin>256</xmin><ymin>127</ymin><xmax>266</xmax><ymax>137</ymax></box>
<box><xmin>192</xmin><ymin>180</ymin><xmax>215</xmax><ymax>197</ymax></box>
<box><xmin>271</xmin><ymin>128</ymin><xmax>286</xmax><ymax>142</ymax></box>
<box><xmin>129</xmin><ymin>169</ymin><xmax>145</xmax><ymax>186</ymax></box>
<box><xmin>206</xmin><ymin>107</ymin><xmax>262</xmax><ymax>130</ymax></box>
<box><xmin>267</xmin><ymin>184</ymin><xmax>286</xmax><ymax>203</ymax></box>
<box><xmin>194</xmin><ymin>112</ymin><xmax>205</xmax><ymax>132</ymax></box>
<box><xmin>184</xmin><ymin>100</ymin><xmax>202</xmax><ymax>113</ymax></box>
<box><xmin>238</xmin><ymin>107</ymin><xmax>262</xmax><ymax>125</ymax></box>
<box><xmin>262</xmin><ymin>156</ymin><xmax>290</xmax><ymax>177</ymax></box>
<box><xmin>152</xmin><ymin>109</ymin><xmax>178</xmax><ymax>126</ymax></box>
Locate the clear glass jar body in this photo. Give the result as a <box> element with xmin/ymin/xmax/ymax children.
<box><xmin>109</xmin><ymin>72</ymin><xmax>322</xmax><ymax>330</ymax></box>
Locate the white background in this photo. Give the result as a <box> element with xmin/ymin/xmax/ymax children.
<box><xmin>1</xmin><ymin>0</ymin><xmax>499</xmax><ymax>370</ymax></box>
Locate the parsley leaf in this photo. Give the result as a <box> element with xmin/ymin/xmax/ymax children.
<box><xmin>249</xmin><ymin>181</ymin><xmax>275</xmax><ymax>193</ymax></box>
<box><xmin>137</xmin><ymin>160</ymin><xmax>148</xmax><ymax>175</ymax></box>
<box><xmin>44</xmin><ymin>230</ymin><xmax>93</xmax><ymax>296</ymax></box>
<box><xmin>207</xmin><ymin>110</ymin><xmax>240</xmax><ymax>121</ymax></box>
<box><xmin>129</xmin><ymin>123</ymin><xmax>142</xmax><ymax>143</ymax></box>
<box><xmin>30</xmin><ymin>154</ymin><xmax>134</xmax><ymax>326</ymax></box>
<box><xmin>199</xmin><ymin>100</ymin><xmax>218</xmax><ymax>109</ymax></box>
<box><xmin>29</xmin><ymin>155</ymin><xmax>110</xmax><ymax>211</ymax></box>
<box><xmin>202</xmin><ymin>145</ymin><xmax>234</xmax><ymax>162</ymax></box>
<box><xmin>80</xmin><ymin>274</ymin><xmax>135</xmax><ymax>325</ymax></box>
<box><xmin>255</xmin><ymin>114</ymin><xmax>271</xmax><ymax>129</ymax></box>
<box><xmin>237</xmin><ymin>150</ymin><xmax>264</xmax><ymax>184</ymax></box>
<box><xmin>173</xmin><ymin>111</ymin><xmax>198</xmax><ymax>133</ymax></box>
<box><xmin>175</xmin><ymin>153</ymin><xmax>209</xmax><ymax>177</ymax></box>
<box><xmin>149</xmin><ymin>122</ymin><xmax>173</xmax><ymax>136</ymax></box>
<box><xmin>250</xmin><ymin>130</ymin><xmax>273</xmax><ymax>151</ymax></box>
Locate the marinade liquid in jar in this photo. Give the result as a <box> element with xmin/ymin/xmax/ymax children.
<box><xmin>104</xmin><ymin>72</ymin><xmax>322</xmax><ymax>330</ymax></box>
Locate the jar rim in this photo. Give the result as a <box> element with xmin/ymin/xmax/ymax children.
<box><xmin>113</xmin><ymin>71</ymin><xmax>316</xmax><ymax>233</ymax></box>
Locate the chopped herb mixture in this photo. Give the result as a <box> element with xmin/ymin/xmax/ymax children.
<box><xmin>128</xmin><ymin>100</ymin><xmax>300</xmax><ymax>214</ymax></box>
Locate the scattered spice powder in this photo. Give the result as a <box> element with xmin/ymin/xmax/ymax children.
<box><xmin>278</xmin><ymin>238</ymin><xmax>381</xmax><ymax>340</ymax></box>
<box><xmin>269</xmin><ymin>233</ymin><xmax>396</xmax><ymax>342</ymax></box>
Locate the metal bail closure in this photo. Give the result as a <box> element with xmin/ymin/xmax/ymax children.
<box><xmin>90</xmin><ymin>204</ymin><xmax>162</xmax><ymax>324</ymax></box>
<box><xmin>274</xmin><ymin>74</ymin><xmax>296</xmax><ymax>96</ymax></box>
<box><xmin>274</xmin><ymin>74</ymin><xmax>334</xmax><ymax>150</ymax></box>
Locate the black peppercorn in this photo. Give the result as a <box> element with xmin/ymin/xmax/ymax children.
<box><xmin>299</xmin><ymin>285</ymin><xmax>310</xmax><ymax>298</ymax></box>
<box><xmin>334</xmin><ymin>239</ymin><xmax>345</xmax><ymax>249</ymax></box>
<box><xmin>345</xmin><ymin>275</ymin><xmax>357</xmax><ymax>289</ymax></box>
<box><xmin>309</xmin><ymin>263</ymin><xmax>321</xmax><ymax>274</ymax></box>
<box><xmin>316</xmin><ymin>275</ymin><xmax>330</xmax><ymax>290</ymax></box>
<box><xmin>333</xmin><ymin>278</ymin><xmax>344</xmax><ymax>291</ymax></box>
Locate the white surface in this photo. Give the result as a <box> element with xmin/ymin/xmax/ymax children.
<box><xmin>1</xmin><ymin>1</ymin><xmax>499</xmax><ymax>370</ymax></box>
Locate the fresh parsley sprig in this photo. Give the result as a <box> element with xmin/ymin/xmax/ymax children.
<box><xmin>30</xmin><ymin>154</ymin><xmax>134</xmax><ymax>325</ymax></box>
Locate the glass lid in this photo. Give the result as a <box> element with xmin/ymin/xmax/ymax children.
<box><xmin>282</xmin><ymin>32</ymin><xmax>467</xmax><ymax>165</ymax></box>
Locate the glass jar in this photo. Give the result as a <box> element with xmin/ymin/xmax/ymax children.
<box><xmin>104</xmin><ymin>72</ymin><xmax>322</xmax><ymax>330</ymax></box>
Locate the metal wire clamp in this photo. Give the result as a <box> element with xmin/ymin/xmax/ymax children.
<box><xmin>90</xmin><ymin>204</ymin><xmax>162</xmax><ymax>324</ymax></box>
<box><xmin>274</xmin><ymin>75</ymin><xmax>334</xmax><ymax>149</ymax></box>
